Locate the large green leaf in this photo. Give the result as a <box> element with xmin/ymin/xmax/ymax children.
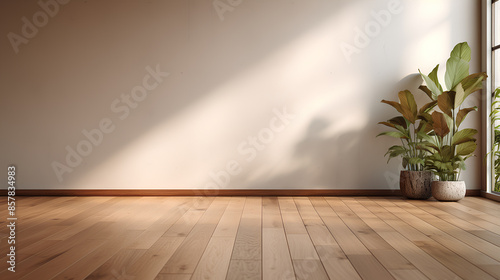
<box><xmin>437</xmin><ymin>91</ymin><xmax>455</xmax><ymax>118</ymax></box>
<box><xmin>456</xmin><ymin>106</ymin><xmax>477</xmax><ymax>127</ymax></box>
<box><xmin>452</xmin><ymin>128</ymin><xmax>478</xmax><ymax>145</ymax></box>
<box><xmin>431</xmin><ymin>111</ymin><xmax>450</xmax><ymax>138</ymax></box>
<box><xmin>454</xmin><ymin>83</ymin><xmax>466</xmax><ymax>109</ymax></box>
<box><xmin>419</xmin><ymin>70</ymin><xmax>441</xmax><ymax>99</ymax></box>
<box><xmin>428</xmin><ymin>64</ymin><xmax>443</xmax><ymax>92</ymax></box>
<box><xmin>398</xmin><ymin>90</ymin><xmax>418</xmax><ymax>123</ymax></box>
<box><xmin>449</xmin><ymin>42</ymin><xmax>471</xmax><ymax>62</ymax></box>
<box><xmin>456</xmin><ymin>141</ymin><xmax>477</xmax><ymax>156</ymax></box>
<box><xmin>445</xmin><ymin>57</ymin><xmax>469</xmax><ymax>90</ymax></box>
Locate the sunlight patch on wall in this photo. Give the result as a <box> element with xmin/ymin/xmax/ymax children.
<box><xmin>71</xmin><ymin>10</ymin><xmax>372</xmax><ymax>189</ymax></box>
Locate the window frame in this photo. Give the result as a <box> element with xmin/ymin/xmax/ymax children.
<box><xmin>485</xmin><ymin>0</ymin><xmax>500</xmax><ymax>199</ymax></box>
<box><xmin>483</xmin><ymin>0</ymin><xmax>492</xmax><ymax>195</ymax></box>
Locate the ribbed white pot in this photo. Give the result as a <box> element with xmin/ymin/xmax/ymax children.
<box><xmin>431</xmin><ymin>181</ymin><xmax>466</xmax><ymax>201</ymax></box>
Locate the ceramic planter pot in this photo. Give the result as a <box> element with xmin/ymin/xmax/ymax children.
<box><xmin>400</xmin><ymin>170</ymin><xmax>432</xmax><ymax>200</ymax></box>
<box><xmin>431</xmin><ymin>181</ymin><xmax>466</xmax><ymax>201</ymax></box>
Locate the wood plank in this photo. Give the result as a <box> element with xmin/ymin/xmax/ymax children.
<box><xmin>51</xmin><ymin>230</ymin><xmax>143</xmax><ymax>280</ymax></box>
<box><xmin>292</xmin><ymin>260</ymin><xmax>329</xmax><ymax>280</ymax></box>
<box><xmin>226</xmin><ymin>260</ymin><xmax>261</xmax><ymax>280</ymax></box>
<box><xmin>279</xmin><ymin>198</ymin><xmax>320</xmax><ymax>262</ymax></box>
<box><xmin>388</xmin><ymin>199</ymin><xmax>500</xmax><ymax>264</ymax></box>
<box><xmin>262</xmin><ymin>228</ymin><xmax>296</xmax><ymax>280</ymax></box>
<box><xmin>286</xmin><ymin>234</ymin><xmax>319</xmax><ymax>260</ymax></box>
<box><xmin>262</xmin><ymin>197</ymin><xmax>283</xmax><ymax>228</ymax></box>
<box><xmin>0</xmin><ymin>221</ymin><xmax>115</xmax><ymax>278</ymax></box>
<box><xmin>376</xmin><ymin>231</ymin><xmax>461</xmax><ymax>280</ymax></box>
<box><xmin>413</xmin><ymin>200</ymin><xmax>500</xmax><ymax>247</ymax></box>
<box><xmin>279</xmin><ymin>197</ymin><xmax>308</xmax><ymax>234</ymax></box>
<box><xmin>159</xmin><ymin>197</ymin><xmax>229</xmax><ymax>274</ymax></box>
<box><xmin>348</xmin><ymin>254</ymin><xmax>396</xmax><ymax>280</ymax></box>
<box><xmin>311</xmin><ymin>197</ymin><xmax>394</xmax><ymax>279</ymax></box>
<box><xmin>418</xmin><ymin>200</ymin><xmax>500</xmax><ymax>234</ymax></box>
<box><xmin>315</xmin><ymin>245</ymin><xmax>362</xmax><ymax>280</ymax></box>
<box><xmin>155</xmin><ymin>274</ymin><xmax>191</xmax><ymax>280</ymax></box>
<box><xmin>381</xmin><ymin>199</ymin><xmax>500</xmax><ymax>279</ymax></box>
<box><xmin>310</xmin><ymin>198</ymin><xmax>370</xmax><ymax>255</ymax></box>
<box><xmin>126</xmin><ymin>236</ymin><xmax>185</xmax><ymax>280</ymax></box>
<box><xmin>459</xmin><ymin>197</ymin><xmax>500</xmax><ymax>216</ymax></box>
<box><xmin>339</xmin><ymin>198</ymin><xmax>432</xmax><ymax>278</ymax></box>
<box><xmin>262</xmin><ymin>197</ymin><xmax>295</xmax><ymax>280</ymax></box>
<box><xmin>191</xmin><ymin>237</ymin><xmax>235</xmax><ymax>280</ymax></box>
<box><xmin>86</xmin><ymin>248</ymin><xmax>146</xmax><ymax>279</ymax></box>
<box><xmin>163</xmin><ymin>208</ymin><xmax>205</xmax><ymax>237</ymax></box>
<box><xmin>231</xmin><ymin>197</ymin><xmax>262</xmax><ymax>260</ymax></box>
<box><xmin>213</xmin><ymin>197</ymin><xmax>245</xmax><ymax>237</ymax></box>
<box><xmin>20</xmin><ymin>239</ymin><xmax>106</xmax><ymax>280</ymax></box>
<box><xmin>356</xmin><ymin>198</ymin><xmax>463</xmax><ymax>280</ymax></box>
<box><xmin>293</xmin><ymin>197</ymin><xmax>324</xmax><ymax>226</ymax></box>
<box><xmin>414</xmin><ymin>239</ymin><xmax>497</xmax><ymax>280</ymax></box>
<box><xmin>389</xmin><ymin>269</ymin><xmax>430</xmax><ymax>280</ymax></box>
<box><xmin>294</xmin><ymin>197</ymin><xmax>361</xmax><ymax>280</ymax></box>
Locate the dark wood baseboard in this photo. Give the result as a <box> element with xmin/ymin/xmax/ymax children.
<box><xmin>2</xmin><ymin>189</ymin><xmax>403</xmax><ymax>196</ymax></box>
<box><xmin>465</xmin><ymin>189</ymin><xmax>481</xmax><ymax>196</ymax></box>
<box><xmin>481</xmin><ymin>190</ymin><xmax>500</xmax><ymax>202</ymax></box>
<box><xmin>0</xmin><ymin>188</ymin><xmax>482</xmax><ymax>197</ymax></box>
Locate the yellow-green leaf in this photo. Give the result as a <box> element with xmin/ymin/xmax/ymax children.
<box><xmin>428</xmin><ymin>64</ymin><xmax>443</xmax><ymax>92</ymax></box>
<box><xmin>450</xmin><ymin>42</ymin><xmax>471</xmax><ymax>62</ymax></box>
<box><xmin>456</xmin><ymin>141</ymin><xmax>477</xmax><ymax>156</ymax></box>
<box><xmin>452</xmin><ymin>128</ymin><xmax>478</xmax><ymax>145</ymax></box>
<box><xmin>445</xmin><ymin>57</ymin><xmax>469</xmax><ymax>91</ymax></box>
<box><xmin>454</xmin><ymin>83</ymin><xmax>465</xmax><ymax>109</ymax></box>
<box><xmin>420</xmin><ymin>69</ymin><xmax>443</xmax><ymax>100</ymax></box>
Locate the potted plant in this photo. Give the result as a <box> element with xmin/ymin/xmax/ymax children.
<box><xmin>378</xmin><ymin>90</ymin><xmax>437</xmax><ymax>199</ymax></box>
<box><xmin>418</xmin><ymin>42</ymin><xmax>487</xmax><ymax>201</ymax></box>
<box><xmin>489</xmin><ymin>87</ymin><xmax>500</xmax><ymax>192</ymax></box>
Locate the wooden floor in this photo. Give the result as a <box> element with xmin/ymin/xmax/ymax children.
<box><xmin>1</xmin><ymin>196</ymin><xmax>500</xmax><ymax>280</ymax></box>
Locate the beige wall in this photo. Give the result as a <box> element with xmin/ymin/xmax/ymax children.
<box><xmin>0</xmin><ymin>0</ymin><xmax>483</xmax><ymax>190</ymax></box>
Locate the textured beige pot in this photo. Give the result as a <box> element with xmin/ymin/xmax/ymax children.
<box><xmin>400</xmin><ymin>171</ymin><xmax>432</xmax><ymax>200</ymax></box>
<box><xmin>431</xmin><ymin>181</ymin><xmax>466</xmax><ymax>201</ymax></box>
